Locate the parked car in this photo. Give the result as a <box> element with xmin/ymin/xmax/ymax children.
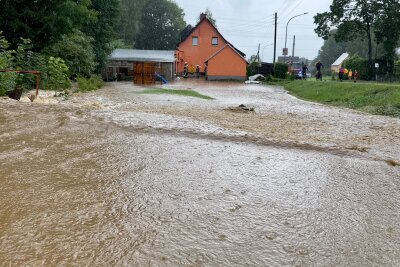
<box><xmin>288</xmin><ymin>62</ymin><xmax>303</xmax><ymax>79</ymax></box>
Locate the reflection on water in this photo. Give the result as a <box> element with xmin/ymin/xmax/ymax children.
<box><xmin>0</xmin><ymin>83</ymin><xmax>399</xmax><ymax>266</ymax></box>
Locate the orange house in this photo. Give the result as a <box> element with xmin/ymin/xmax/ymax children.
<box><xmin>176</xmin><ymin>14</ymin><xmax>247</xmax><ymax>81</ymax></box>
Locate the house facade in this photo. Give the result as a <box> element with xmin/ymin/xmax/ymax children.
<box><xmin>176</xmin><ymin>14</ymin><xmax>247</xmax><ymax>81</ymax></box>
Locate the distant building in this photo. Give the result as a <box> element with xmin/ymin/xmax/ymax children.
<box><xmin>277</xmin><ymin>56</ymin><xmax>299</xmax><ymax>64</ymax></box>
<box><xmin>176</xmin><ymin>13</ymin><xmax>247</xmax><ymax>81</ymax></box>
<box><xmin>331</xmin><ymin>52</ymin><xmax>350</xmax><ymax>73</ymax></box>
<box><xmin>104</xmin><ymin>49</ymin><xmax>176</xmax><ymax>84</ymax></box>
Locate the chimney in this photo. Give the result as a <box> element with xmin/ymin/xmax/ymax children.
<box><xmin>200</xmin><ymin>13</ymin><xmax>207</xmax><ymax>21</ymax></box>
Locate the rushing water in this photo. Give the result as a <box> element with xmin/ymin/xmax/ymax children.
<box><xmin>1</xmin><ymin>81</ymin><xmax>399</xmax><ymax>266</ymax></box>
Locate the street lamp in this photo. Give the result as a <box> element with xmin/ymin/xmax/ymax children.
<box><xmin>261</xmin><ymin>43</ymin><xmax>273</xmax><ymax>62</ymax></box>
<box><xmin>284</xmin><ymin>12</ymin><xmax>308</xmax><ymax>62</ymax></box>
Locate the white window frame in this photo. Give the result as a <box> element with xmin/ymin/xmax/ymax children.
<box><xmin>192</xmin><ymin>36</ymin><xmax>198</xmax><ymax>46</ymax></box>
<box><xmin>212</xmin><ymin>37</ymin><xmax>218</xmax><ymax>46</ymax></box>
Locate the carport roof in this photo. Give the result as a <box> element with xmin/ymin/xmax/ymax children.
<box><xmin>331</xmin><ymin>52</ymin><xmax>349</xmax><ymax>66</ymax></box>
<box><xmin>109</xmin><ymin>49</ymin><xmax>176</xmax><ymax>63</ymax></box>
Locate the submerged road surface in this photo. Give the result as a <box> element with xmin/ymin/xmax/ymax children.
<box><xmin>1</xmin><ymin>81</ymin><xmax>399</xmax><ymax>266</ymax></box>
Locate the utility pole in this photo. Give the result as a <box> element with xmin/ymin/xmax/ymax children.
<box><xmin>273</xmin><ymin>12</ymin><xmax>277</xmax><ymax>69</ymax></box>
<box><xmin>292</xmin><ymin>35</ymin><xmax>296</xmax><ymax>59</ymax></box>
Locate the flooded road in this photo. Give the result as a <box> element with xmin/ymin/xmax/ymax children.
<box><xmin>1</xmin><ymin>81</ymin><xmax>399</xmax><ymax>266</ymax></box>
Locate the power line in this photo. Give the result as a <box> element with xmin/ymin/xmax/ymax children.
<box><xmin>280</xmin><ymin>0</ymin><xmax>307</xmax><ymax>22</ymax></box>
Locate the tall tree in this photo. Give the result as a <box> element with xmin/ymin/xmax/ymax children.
<box><xmin>314</xmin><ymin>0</ymin><xmax>380</xmax><ymax>79</ymax></box>
<box><xmin>44</xmin><ymin>30</ymin><xmax>97</xmax><ymax>76</ymax></box>
<box><xmin>0</xmin><ymin>0</ymin><xmax>96</xmax><ymax>51</ymax></box>
<box><xmin>135</xmin><ymin>0</ymin><xmax>186</xmax><ymax>50</ymax></box>
<box><xmin>315</xmin><ymin>29</ymin><xmax>383</xmax><ymax>71</ymax></box>
<box><xmin>374</xmin><ymin>0</ymin><xmax>400</xmax><ymax>74</ymax></box>
<box><xmin>118</xmin><ymin>0</ymin><xmax>147</xmax><ymax>47</ymax></box>
<box><xmin>85</xmin><ymin>0</ymin><xmax>121</xmax><ymax>71</ymax></box>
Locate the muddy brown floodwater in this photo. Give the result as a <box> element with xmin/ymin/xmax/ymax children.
<box><xmin>1</xmin><ymin>81</ymin><xmax>399</xmax><ymax>266</ymax></box>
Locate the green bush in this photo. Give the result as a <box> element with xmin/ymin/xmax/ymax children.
<box><xmin>45</xmin><ymin>57</ymin><xmax>71</xmax><ymax>90</ymax></box>
<box><xmin>343</xmin><ymin>55</ymin><xmax>369</xmax><ymax>80</ymax></box>
<box><xmin>0</xmin><ymin>34</ymin><xmax>72</xmax><ymax>94</ymax></box>
<box><xmin>44</xmin><ymin>30</ymin><xmax>97</xmax><ymax>77</ymax></box>
<box><xmin>247</xmin><ymin>61</ymin><xmax>260</xmax><ymax>77</ymax></box>
<box><xmin>0</xmin><ymin>72</ymin><xmax>17</xmax><ymax>96</ymax></box>
<box><xmin>274</xmin><ymin>62</ymin><xmax>288</xmax><ymax>79</ymax></box>
<box><xmin>0</xmin><ymin>32</ymin><xmax>16</xmax><ymax>96</ymax></box>
<box><xmin>77</xmin><ymin>75</ymin><xmax>103</xmax><ymax>92</ymax></box>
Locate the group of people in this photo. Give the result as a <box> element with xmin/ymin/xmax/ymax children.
<box><xmin>313</xmin><ymin>60</ymin><xmax>359</xmax><ymax>82</ymax></box>
<box><xmin>183</xmin><ymin>62</ymin><xmax>204</xmax><ymax>78</ymax></box>
<box><xmin>339</xmin><ymin>67</ymin><xmax>359</xmax><ymax>82</ymax></box>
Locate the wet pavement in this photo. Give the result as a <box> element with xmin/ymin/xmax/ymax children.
<box><xmin>0</xmin><ymin>81</ymin><xmax>399</xmax><ymax>266</ymax></box>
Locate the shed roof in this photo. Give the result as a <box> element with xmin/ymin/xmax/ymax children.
<box><xmin>109</xmin><ymin>49</ymin><xmax>175</xmax><ymax>63</ymax></box>
<box><xmin>331</xmin><ymin>52</ymin><xmax>349</xmax><ymax>66</ymax></box>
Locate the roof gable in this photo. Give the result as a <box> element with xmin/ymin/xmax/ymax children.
<box><xmin>177</xmin><ymin>17</ymin><xmax>246</xmax><ymax>58</ymax></box>
<box><xmin>205</xmin><ymin>44</ymin><xmax>248</xmax><ymax>64</ymax></box>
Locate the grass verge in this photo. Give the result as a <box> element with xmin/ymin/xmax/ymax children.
<box><xmin>141</xmin><ymin>88</ymin><xmax>214</xmax><ymax>100</ymax></box>
<box><xmin>273</xmin><ymin>80</ymin><xmax>400</xmax><ymax>117</ymax></box>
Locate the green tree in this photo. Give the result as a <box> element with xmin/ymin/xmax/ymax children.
<box><xmin>314</xmin><ymin>29</ymin><xmax>383</xmax><ymax>75</ymax></box>
<box><xmin>374</xmin><ymin>0</ymin><xmax>400</xmax><ymax>74</ymax></box>
<box><xmin>314</xmin><ymin>0</ymin><xmax>380</xmax><ymax>79</ymax></box>
<box><xmin>0</xmin><ymin>0</ymin><xmax>96</xmax><ymax>51</ymax></box>
<box><xmin>343</xmin><ymin>55</ymin><xmax>369</xmax><ymax>80</ymax></box>
<box><xmin>118</xmin><ymin>0</ymin><xmax>147</xmax><ymax>47</ymax></box>
<box><xmin>44</xmin><ymin>30</ymin><xmax>97</xmax><ymax>77</ymax></box>
<box><xmin>85</xmin><ymin>0</ymin><xmax>121</xmax><ymax>72</ymax></box>
<box><xmin>0</xmin><ymin>32</ymin><xmax>17</xmax><ymax>96</ymax></box>
<box><xmin>135</xmin><ymin>0</ymin><xmax>186</xmax><ymax>50</ymax></box>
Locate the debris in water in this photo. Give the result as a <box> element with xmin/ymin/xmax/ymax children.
<box><xmin>385</xmin><ymin>159</ymin><xmax>399</xmax><ymax>167</ymax></box>
<box><xmin>225</xmin><ymin>104</ymin><xmax>255</xmax><ymax>113</ymax></box>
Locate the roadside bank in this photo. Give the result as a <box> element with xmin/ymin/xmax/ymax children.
<box><xmin>274</xmin><ymin>80</ymin><xmax>400</xmax><ymax>117</ymax></box>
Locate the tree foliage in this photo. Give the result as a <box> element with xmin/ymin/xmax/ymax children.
<box><xmin>343</xmin><ymin>55</ymin><xmax>369</xmax><ymax>80</ymax></box>
<box><xmin>314</xmin><ymin>0</ymin><xmax>380</xmax><ymax>79</ymax></box>
<box><xmin>274</xmin><ymin>63</ymin><xmax>289</xmax><ymax>79</ymax></box>
<box><xmin>118</xmin><ymin>0</ymin><xmax>147</xmax><ymax>47</ymax></box>
<box><xmin>314</xmin><ymin>29</ymin><xmax>384</xmax><ymax>75</ymax></box>
<box><xmin>86</xmin><ymin>0</ymin><xmax>121</xmax><ymax>71</ymax></box>
<box><xmin>0</xmin><ymin>0</ymin><xmax>96</xmax><ymax>51</ymax></box>
<box><xmin>135</xmin><ymin>0</ymin><xmax>186</xmax><ymax>50</ymax></box>
<box><xmin>44</xmin><ymin>30</ymin><xmax>97</xmax><ymax>77</ymax></box>
<box><xmin>197</xmin><ymin>8</ymin><xmax>217</xmax><ymax>27</ymax></box>
<box><xmin>314</xmin><ymin>0</ymin><xmax>400</xmax><ymax>79</ymax></box>
<box><xmin>374</xmin><ymin>0</ymin><xmax>400</xmax><ymax>73</ymax></box>
<box><xmin>0</xmin><ymin>0</ymin><xmax>188</xmax><ymax>77</ymax></box>
<box><xmin>0</xmin><ymin>0</ymin><xmax>119</xmax><ymax>74</ymax></box>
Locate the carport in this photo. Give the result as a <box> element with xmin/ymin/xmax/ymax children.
<box><xmin>104</xmin><ymin>49</ymin><xmax>176</xmax><ymax>84</ymax></box>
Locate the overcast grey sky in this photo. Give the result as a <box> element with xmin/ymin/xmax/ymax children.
<box><xmin>173</xmin><ymin>0</ymin><xmax>333</xmax><ymax>62</ymax></box>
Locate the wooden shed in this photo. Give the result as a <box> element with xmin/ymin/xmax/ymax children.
<box><xmin>104</xmin><ymin>49</ymin><xmax>176</xmax><ymax>84</ymax></box>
